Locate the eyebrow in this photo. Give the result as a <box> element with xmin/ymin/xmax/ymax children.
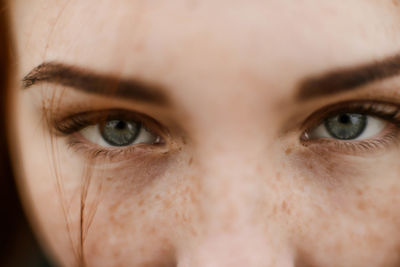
<box><xmin>25</xmin><ymin>55</ymin><xmax>400</xmax><ymax>104</ymax></box>
<box><xmin>296</xmin><ymin>54</ymin><xmax>400</xmax><ymax>101</ymax></box>
<box><xmin>22</xmin><ymin>62</ymin><xmax>169</xmax><ymax>105</ymax></box>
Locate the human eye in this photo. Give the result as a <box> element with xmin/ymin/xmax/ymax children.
<box><xmin>301</xmin><ymin>101</ymin><xmax>400</xmax><ymax>153</ymax></box>
<box><xmin>52</xmin><ymin>109</ymin><xmax>166</xmax><ymax>159</ymax></box>
<box><xmin>80</xmin><ymin>119</ymin><xmax>160</xmax><ymax>147</ymax></box>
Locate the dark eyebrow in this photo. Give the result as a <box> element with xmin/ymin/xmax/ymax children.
<box><xmin>22</xmin><ymin>62</ymin><xmax>169</xmax><ymax>105</ymax></box>
<box><xmin>296</xmin><ymin>54</ymin><xmax>400</xmax><ymax>101</ymax></box>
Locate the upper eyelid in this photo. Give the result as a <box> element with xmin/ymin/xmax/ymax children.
<box><xmin>52</xmin><ymin>109</ymin><xmax>169</xmax><ymax>138</ymax></box>
<box><xmin>300</xmin><ymin>100</ymin><xmax>400</xmax><ymax>131</ymax></box>
<box><xmin>299</xmin><ymin>101</ymin><xmax>400</xmax><ymax>148</ymax></box>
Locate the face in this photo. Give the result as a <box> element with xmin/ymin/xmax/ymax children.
<box><xmin>8</xmin><ymin>0</ymin><xmax>400</xmax><ymax>266</ymax></box>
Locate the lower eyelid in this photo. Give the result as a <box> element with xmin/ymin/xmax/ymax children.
<box><xmin>301</xmin><ymin>124</ymin><xmax>400</xmax><ymax>155</ymax></box>
<box><xmin>65</xmin><ymin>132</ymin><xmax>169</xmax><ymax>163</ymax></box>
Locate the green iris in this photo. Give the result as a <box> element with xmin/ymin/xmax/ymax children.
<box><xmin>100</xmin><ymin>120</ymin><xmax>140</xmax><ymax>146</ymax></box>
<box><xmin>324</xmin><ymin>113</ymin><xmax>367</xmax><ymax>140</ymax></box>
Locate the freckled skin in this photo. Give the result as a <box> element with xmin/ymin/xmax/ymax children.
<box><xmin>7</xmin><ymin>0</ymin><xmax>400</xmax><ymax>266</ymax></box>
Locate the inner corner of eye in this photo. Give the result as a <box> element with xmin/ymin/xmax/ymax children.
<box><xmin>80</xmin><ymin>124</ymin><xmax>104</xmax><ymax>142</ymax></box>
<box><xmin>306</xmin><ymin>122</ymin><xmax>327</xmax><ymax>139</ymax></box>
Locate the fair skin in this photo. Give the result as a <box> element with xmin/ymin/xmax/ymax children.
<box><xmin>7</xmin><ymin>0</ymin><xmax>400</xmax><ymax>266</ymax></box>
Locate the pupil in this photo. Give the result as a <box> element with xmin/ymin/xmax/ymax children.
<box><xmin>115</xmin><ymin>121</ymin><xmax>126</xmax><ymax>130</ymax></box>
<box><xmin>338</xmin><ymin>114</ymin><xmax>350</xmax><ymax>124</ymax></box>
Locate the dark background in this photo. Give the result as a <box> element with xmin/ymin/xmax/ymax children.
<box><xmin>0</xmin><ymin>2</ymin><xmax>53</xmax><ymax>266</ymax></box>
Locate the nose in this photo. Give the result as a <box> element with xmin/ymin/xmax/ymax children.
<box><xmin>176</xmin><ymin>147</ymin><xmax>296</xmax><ymax>267</ymax></box>
<box><xmin>177</xmin><ymin>229</ymin><xmax>295</xmax><ymax>267</ymax></box>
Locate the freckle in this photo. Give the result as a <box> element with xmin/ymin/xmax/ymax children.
<box><xmin>140</xmin><ymin>209</ymin><xmax>146</xmax><ymax>215</ymax></box>
<box><xmin>182</xmin><ymin>186</ymin><xmax>190</xmax><ymax>196</ymax></box>
<box><xmin>160</xmin><ymin>237</ymin><xmax>171</xmax><ymax>247</ymax></box>
<box><xmin>379</xmin><ymin>209</ymin><xmax>390</xmax><ymax>219</ymax></box>
<box><xmin>188</xmin><ymin>157</ymin><xmax>193</xmax><ymax>166</ymax></box>
<box><xmin>332</xmin><ymin>241</ymin><xmax>343</xmax><ymax>253</ymax></box>
<box><xmin>185</xmin><ymin>0</ymin><xmax>198</xmax><ymax>9</ymax></box>
<box><xmin>270</xmin><ymin>183</ymin><xmax>277</xmax><ymax>190</ymax></box>
<box><xmin>256</xmin><ymin>164</ymin><xmax>263</xmax><ymax>173</ymax></box>
<box><xmin>163</xmin><ymin>199</ymin><xmax>172</xmax><ymax>209</ymax></box>
<box><xmin>314</xmin><ymin>205</ymin><xmax>324</xmax><ymax>216</ymax></box>
<box><xmin>109</xmin><ymin>202</ymin><xmax>120</xmax><ymax>213</ymax></box>
<box><xmin>357</xmin><ymin>201</ymin><xmax>366</xmax><ymax>211</ymax></box>
<box><xmin>134</xmin><ymin>42</ymin><xmax>145</xmax><ymax>51</ymax></box>
<box><xmin>190</xmin><ymin>228</ymin><xmax>198</xmax><ymax>237</ymax></box>
<box><xmin>139</xmin><ymin>246</ymin><xmax>145</xmax><ymax>253</ymax></box>
<box><xmin>109</xmin><ymin>214</ymin><xmax>117</xmax><ymax>224</ymax></box>
<box><xmin>306</xmin><ymin>163</ymin><xmax>313</xmax><ymax>170</ymax></box>
<box><xmin>390</xmin><ymin>185</ymin><xmax>399</xmax><ymax>194</ymax></box>
<box><xmin>321</xmin><ymin>220</ymin><xmax>330</xmax><ymax>231</ymax></box>
<box><xmin>190</xmin><ymin>191</ymin><xmax>198</xmax><ymax>205</ymax></box>
<box><xmin>326</xmin><ymin>163</ymin><xmax>335</xmax><ymax>172</ymax></box>
<box><xmin>120</xmin><ymin>209</ymin><xmax>132</xmax><ymax>221</ymax></box>
<box><xmin>155</xmin><ymin>194</ymin><xmax>161</xmax><ymax>200</ymax></box>
<box><xmin>299</xmin><ymin>185</ymin><xmax>305</xmax><ymax>193</ymax></box>
<box><xmin>138</xmin><ymin>198</ymin><xmax>145</xmax><ymax>207</ymax></box>
<box><xmin>281</xmin><ymin>201</ymin><xmax>287</xmax><ymax>211</ymax></box>
<box><xmin>272</xmin><ymin>204</ymin><xmax>278</xmax><ymax>215</ymax></box>
<box><xmin>285</xmin><ymin>148</ymin><xmax>293</xmax><ymax>155</ymax></box>
<box><xmin>149</xmin><ymin>226</ymin><xmax>156</xmax><ymax>234</ymax></box>
<box><xmin>393</xmin><ymin>0</ymin><xmax>399</xmax><ymax>6</ymax></box>
<box><xmin>182</xmin><ymin>213</ymin><xmax>192</xmax><ymax>224</ymax></box>
<box><xmin>113</xmin><ymin>250</ymin><xmax>121</xmax><ymax>258</ymax></box>
<box><xmin>356</xmin><ymin>189</ymin><xmax>363</xmax><ymax>196</ymax></box>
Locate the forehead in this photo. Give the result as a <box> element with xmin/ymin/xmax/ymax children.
<box><xmin>10</xmin><ymin>0</ymin><xmax>400</xmax><ymax>101</ymax></box>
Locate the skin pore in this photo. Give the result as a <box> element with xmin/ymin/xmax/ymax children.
<box><xmin>7</xmin><ymin>0</ymin><xmax>400</xmax><ymax>266</ymax></box>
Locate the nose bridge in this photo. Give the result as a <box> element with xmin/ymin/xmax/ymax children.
<box><xmin>180</xmin><ymin>147</ymin><xmax>295</xmax><ymax>267</ymax></box>
<box><xmin>194</xmin><ymin>130</ymin><xmax>279</xmax><ymax>226</ymax></box>
<box><xmin>178</xmin><ymin>99</ymin><xmax>295</xmax><ymax>265</ymax></box>
<box><xmin>199</xmin><ymin>153</ymin><xmax>266</xmax><ymax>230</ymax></box>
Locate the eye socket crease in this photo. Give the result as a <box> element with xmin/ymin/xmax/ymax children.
<box><xmin>22</xmin><ymin>62</ymin><xmax>170</xmax><ymax>106</ymax></box>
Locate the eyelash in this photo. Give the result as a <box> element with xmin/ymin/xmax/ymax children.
<box><xmin>52</xmin><ymin>110</ymin><xmax>167</xmax><ymax>160</ymax></box>
<box><xmin>301</xmin><ymin>100</ymin><xmax>400</xmax><ymax>153</ymax></box>
<box><xmin>51</xmin><ymin>101</ymin><xmax>400</xmax><ymax>160</ymax></box>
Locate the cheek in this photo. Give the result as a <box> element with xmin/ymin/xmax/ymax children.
<box><xmin>286</xmin><ymin>149</ymin><xmax>400</xmax><ymax>266</ymax></box>
<box><xmin>16</xmin><ymin>126</ymin><xmax>184</xmax><ymax>266</ymax></box>
<box><xmin>49</xmin><ymin>150</ymin><xmax>200</xmax><ymax>266</ymax></box>
<box><xmin>13</xmin><ymin>90</ymin><xmax>195</xmax><ymax>266</ymax></box>
<box><xmin>82</xmin><ymin>166</ymin><xmax>201</xmax><ymax>267</ymax></box>
<box><xmin>293</xmin><ymin>186</ymin><xmax>400</xmax><ymax>267</ymax></box>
